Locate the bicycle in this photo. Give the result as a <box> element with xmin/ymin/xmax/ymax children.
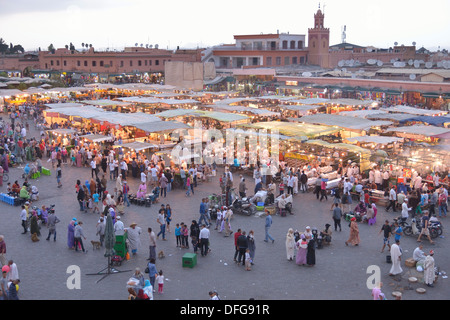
<box><xmin>2</xmin><ymin>172</ymin><xmax>8</xmax><ymax>182</ymax></box>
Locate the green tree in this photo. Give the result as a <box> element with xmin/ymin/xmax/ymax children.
<box><xmin>0</xmin><ymin>38</ymin><xmax>8</xmax><ymax>53</ymax></box>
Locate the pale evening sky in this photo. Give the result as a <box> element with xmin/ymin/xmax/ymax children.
<box><xmin>0</xmin><ymin>0</ymin><xmax>449</xmax><ymax>52</ymax></box>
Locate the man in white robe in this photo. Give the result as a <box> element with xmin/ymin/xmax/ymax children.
<box><xmin>125</xmin><ymin>223</ymin><xmax>142</xmax><ymax>255</ymax></box>
<box><xmin>424</xmin><ymin>250</ymin><xmax>435</xmax><ymax>287</ymax></box>
<box><xmin>389</xmin><ymin>240</ymin><xmax>403</xmax><ymax>276</ymax></box>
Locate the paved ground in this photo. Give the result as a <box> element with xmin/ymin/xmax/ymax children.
<box><xmin>0</xmin><ymin>122</ymin><xmax>449</xmax><ymax>300</ymax></box>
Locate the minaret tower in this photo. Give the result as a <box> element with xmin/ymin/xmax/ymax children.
<box><xmin>307</xmin><ymin>4</ymin><xmax>330</xmax><ymax>68</ymax></box>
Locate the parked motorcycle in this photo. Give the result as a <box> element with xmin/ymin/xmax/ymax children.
<box><xmin>390</xmin><ymin>216</ymin><xmax>409</xmax><ymax>232</ymax></box>
<box><xmin>232</xmin><ymin>198</ymin><xmax>256</xmax><ymax>216</ymax></box>
<box><xmin>403</xmin><ymin>217</ymin><xmax>439</xmax><ymax>238</ymax></box>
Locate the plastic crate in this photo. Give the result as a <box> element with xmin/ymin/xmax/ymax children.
<box><xmin>31</xmin><ymin>172</ymin><xmax>40</xmax><ymax>179</ymax></box>
<box><xmin>42</xmin><ymin>167</ymin><xmax>51</xmax><ymax>176</ymax></box>
<box><xmin>182</xmin><ymin>253</ymin><xmax>197</xmax><ymax>268</ymax></box>
<box><xmin>256</xmin><ymin>205</ymin><xmax>265</xmax><ymax>211</ymax></box>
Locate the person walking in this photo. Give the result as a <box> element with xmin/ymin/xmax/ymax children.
<box><xmin>264</xmin><ymin>213</ymin><xmax>274</xmax><ymax>243</ymax></box>
<box><xmin>300</xmin><ymin>171</ymin><xmax>308</xmax><ymax>193</ymax></box>
<box><xmin>332</xmin><ymin>203</ymin><xmax>342</xmax><ymax>232</ymax></box>
<box><xmin>156</xmin><ymin>206</ymin><xmax>166</xmax><ymax>241</ymax></box>
<box><xmin>379</xmin><ymin>220</ymin><xmax>392</xmax><ymax>253</ymax></box>
<box><xmin>74</xmin><ymin>221</ymin><xmax>87</xmax><ymax>253</ymax></box>
<box><xmin>156</xmin><ymin>270</ymin><xmax>165</xmax><ymax>294</ymax></box>
<box><xmin>0</xmin><ymin>236</ymin><xmax>6</xmax><ymax>267</ymax></box>
<box><xmin>233</xmin><ymin>229</ymin><xmax>242</xmax><ymax>262</ymax></box>
<box><xmin>147</xmin><ymin>228</ymin><xmax>157</xmax><ymax>261</ymax></box>
<box><xmin>319</xmin><ymin>179</ymin><xmax>328</xmax><ymax>201</ymax></box>
<box><xmin>385</xmin><ymin>186</ymin><xmax>397</xmax><ymax>212</ymax></box>
<box><xmin>389</xmin><ymin>240</ymin><xmax>403</xmax><ymax>276</ymax></box>
<box><xmin>417</xmin><ymin>211</ymin><xmax>434</xmax><ymax>244</ymax></box>
<box><xmin>122</xmin><ymin>181</ymin><xmax>131</xmax><ymax>207</ymax></box>
<box><xmin>45</xmin><ymin>210</ymin><xmax>60</xmax><ymax>241</ymax></box>
<box><xmin>223</xmin><ymin>208</ymin><xmax>233</xmax><ymax>237</ymax></box>
<box><xmin>147</xmin><ymin>258</ymin><xmax>158</xmax><ymax>293</ymax></box>
<box><xmin>96</xmin><ymin>217</ymin><xmax>106</xmax><ymax>247</ymax></box>
<box><xmin>159</xmin><ymin>174</ymin><xmax>168</xmax><ymax>198</ymax></box>
<box><xmin>56</xmin><ymin>163</ymin><xmax>62</xmax><ymax>188</ymax></box>
<box><xmin>306</xmin><ymin>235</ymin><xmax>316</xmax><ymax>267</ymax></box>
<box><xmin>20</xmin><ymin>205</ymin><xmax>28</xmax><ymax>234</ymax></box>
<box><xmin>285</xmin><ymin>228</ymin><xmax>296</xmax><ymax>261</ymax></box>
<box><xmin>345</xmin><ymin>217</ymin><xmax>360</xmax><ymax>246</ymax></box>
<box><xmin>198</xmin><ymin>198</ymin><xmax>209</xmax><ymax>227</ymax></box>
<box><xmin>199</xmin><ymin>224</ymin><xmax>210</xmax><ymax>257</ymax></box>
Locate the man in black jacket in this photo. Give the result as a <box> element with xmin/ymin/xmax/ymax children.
<box><xmin>300</xmin><ymin>171</ymin><xmax>308</xmax><ymax>193</ymax></box>
<box><xmin>236</xmin><ymin>231</ymin><xmax>248</xmax><ymax>266</ymax></box>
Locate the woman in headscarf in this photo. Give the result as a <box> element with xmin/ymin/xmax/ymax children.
<box><xmin>29</xmin><ymin>211</ymin><xmax>40</xmax><ymax>237</ymax></box>
<box><xmin>84</xmin><ymin>180</ymin><xmax>91</xmax><ymax>197</ymax></box>
<box><xmin>115</xmin><ymin>174</ymin><xmax>123</xmax><ymax>195</ymax></box>
<box><xmin>136</xmin><ymin>182</ymin><xmax>147</xmax><ymax>200</ymax></box>
<box><xmin>345</xmin><ymin>217</ymin><xmax>360</xmax><ymax>246</ymax></box>
<box><xmin>75</xmin><ymin>150</ymin><xmax>82</xmax><ymax>168</ymax></box>
<box><xmin>306</xmin><ymin>235</ymin><xmax>316</xmax><ymax>267</ymax></box>
<box><xmin>90</xmin><ymin>178</ymin><xmax>96</xmax><ymax>196</ymax></box>
<box><xmin>143</xmin><ymin>279</ymin><xmax>154</xmax><ymax>300</ymax></box>
<box><xmin>295</xmin><ymin>234</ymin><xmax>308</xmax><ymax>266</ymax></box>
<box><xmin>247</xmin><ymin>230</ymin><xmax>256</xmax><ymax>264</ymax></box>
<box><xmin>286</xmin><ymin>228</ymin><xmax>296</xmax><ymax>261</ymax></box>
<box><xmin>67</xmin><ymin>219</ymin><xmax>76</xmax><ymax>249</ymax></box>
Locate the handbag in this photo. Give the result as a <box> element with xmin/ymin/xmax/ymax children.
<box><xmin>145</xmin><ymin>266</ymin><xmax>149</xmax><ymax>273</ymax></box>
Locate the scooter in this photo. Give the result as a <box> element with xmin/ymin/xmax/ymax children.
<box><xmin>232</xmin><ymin>198</ymin><xmax>256</xmax><ymax>216</ymax></box>
<box><xmin>208</xmin><ymin>205</ymin><xmax>219</xmax><ymax>221</ymax></box>
<box><xmin>390</xmin><ymin>216</ymin><xmax>409</xmax><ymax>231</ymax></box>
<box><xmin>403</xmin><ymin>218</ymin><xmax>439</xmax><ymax>238</ymax></box>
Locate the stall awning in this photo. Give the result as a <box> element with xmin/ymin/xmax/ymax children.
<box><xmin>79</xmin><ymin>134</ymin><xmax>114</xmax><ymax>143</ymax></box>
<box><xmin>45</xmin><ymin>128</ymin><xmax>77</xmax><ymax>136</ymax></box>
<box><xmin>113</xmin><ymin>141</ymin><xmax>158</xmax><ymax>151</ymax></box>
<box><xmin>133</xmin><ymin>121</ymin><xmax>190</xmax><ymax>133</ymax></box>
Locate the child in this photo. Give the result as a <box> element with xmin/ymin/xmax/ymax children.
<box><xmin>191</xmin><ymin>235</ymin><xmax>198</xmax><ymax>253</ymax></box>
<box><xmin>87</xmin><ymin>197</ymin><xmax>93</xmax><ymax>212</ymax></box>
<box><xmin>174</xmin><ymin>223</ymin><xmax>181</xmax><ymax>247</ymax></box>
<box><xmin>245</xmin><ymin>248</ymin><xmax>252</xmax><ymax>271</ymax></box>
<box><xmin>156</xmin><ymin>270</ymin><xmax>164</xmax><ymax>294</ymax></box>
<box><xmin>215</xmin><ymin>208</ymin><xmax>223</xmax><ymax>231</ymax></box>
<box><xmin>92</xmin><ymin>192</ymin><xmax>100</xmax><ymax>214</ymax></box>
<box><xmin>181</xmin><ymin>223</ymin><xmax>189</xmax><ymax>249</ymax></box>
<box><xmin>279</xmin><ymin>182</ymin><xmax>285</xmax><ymax>195</ymax></box>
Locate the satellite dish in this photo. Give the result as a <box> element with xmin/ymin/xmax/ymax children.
<box><xmin>302</xmin><ymin>72</ymin><xmax>312</xmax><ymax>77</ymax></box>
<box><xmin>412</xmin><ymin>41</ymin><xmax>416</xmax><ymax>46</ymax></box>
<box><xmin>155</xmin><ymin>44</ymin><xmax>159</xmax><ymax>49</ymax></box>
<box><xmin>342</xmin><ymin>68</ymin><xmax>347</xmax><ymax>72</ymax></box>
<box><xmin>399</xmin><ymin>62</ymin><xmax>406</xmax><ymax>67</ymax></box>
<box><xmin>135</xmin><ymin>43</ymin><xmax>138</xmax><ymax>46</ymax></box>
<box><xmin>377</xmin><ymin>60</ymin><xmax>383</xmax><ymax>67</ymax></box>
<box><xmin>425</xmin><ymin>61</ymin><xmax>433</xmax><ymax>68</ymax></box>
<box><xmin>367</xmin><ymin>59</ymin><xmax>377</xmax><ymax>65</ymax></box>
<box><xmin>437</xmin><ymin>61</ymin><xmax>443</xmax><ymax>68</ymax></box>
<box><xmin>149</xmin><ymin>45</ymin><xmax>153</xmax><ymax>48</ymax></box>
<box><xmin>367</xmin><ymin>48</ymin><xmax>372</xmax><ymax>52</ymax></box>
<box><xmin>394</xmin><ymin>42</ymin><xmax>398</xmax><ymax>46</ymax></box>
<box><xmin>414</xmin><ymin>60</ymin><xmax>420</xmax><ymax>68</ymax></box>
<box><xmin>140</xmin><ymin>43</ymin><xmax>143</xmax><ymax>47</ymax></box>
<box><xmin>393</xmin><ymin>62</ymin><xmax>401</xmax><ymax>68</ymax></box>
<box><xmin>408</xmin><ymin>59</ymin><xmax>413</xmax><ymax>66</ymax></box>
<box><xmin>338</xmin><ymin>60</ymin><xmax>344</xmax><ymax>67</ymax></box>
<box><xmin>390</xmin><ymin>59</ymin><xmax>396</xmax><ymax>64</ymax></box>
<box><xmin>409</xmin><ymin>74</ymin><xmax>416</xmax><ymax>80</ymax></box>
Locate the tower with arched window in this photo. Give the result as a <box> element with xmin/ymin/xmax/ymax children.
<box><xmin>307</xmin><ymin>8</ymin><xmax>330</xmax><ymax>68</ymax></box>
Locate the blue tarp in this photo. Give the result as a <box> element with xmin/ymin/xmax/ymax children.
<box><xmin>398</xmin><ymin>115</ymin><xmax>450</xmax><ymax>127</ymax></box>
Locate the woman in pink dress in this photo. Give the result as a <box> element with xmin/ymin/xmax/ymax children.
<box><xmin>295</xmin><ymin>234</ymin><xmax>308</xmax><ymax>265</ymax></box>
<box><xmin>136</xmin><ymin>182</ymin><xmax>147</xmax><ymax>200</ymax></box>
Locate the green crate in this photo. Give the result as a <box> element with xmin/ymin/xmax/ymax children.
<box><xmin>182</xmin><ymin>253</ymin><xmax>197</xmax><ymax>268</ymax></box>
<box><xmin>42</xmin><ymin>167</ymin><xmax>51</xmax><ymax>176</ymax></box>
<box><xmin>114</xmin><ymin>234</ymin><xmax>128</xmax><ymax>257</ymax></box>
<box><xmin>31</xmin><ymin>172</ymin><xmax>40</xmax><ymax>179</ymax></box>
<box><xmin>256</xmin><ymin>205</ymin><xmax>265</xmax><ymax>211</ymax></box>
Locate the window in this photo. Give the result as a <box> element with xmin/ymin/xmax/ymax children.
<box><xmin>120</xmin><ymin>61</ymin><xmax>124</xmax><ymax>67</ymax></box>
<box><xmin>282</xmin><ymin>40</ymin><xmax>288</xmax><ymax>49</ymax></box>
<box><xmin>266</xmin><ymin>57</ymin><xmax>272</xmax><ymax>66</ymax></box>
<box><xmin>276</xmin><ymin>57</ymin><xmax>281</xmax><ymax>65</ymax></box>
<box><xmin>298</xmin><ymin>41</ymin><xmax>303</xmax><ymax>49</ymax></box>
<box><xmin>323</xmin><ymin>41</ymin><xmax>326</xmax><ymax>48</ymax></box>
<box><xmin>155</xmin><ymin>60</ymin><xmax>159</xmax><ymax>65</ymax></box>
<box><xmin>45</xmin><ymin>63</ymin><xmax>48</xmax><ymax>69</ymax></box>
<box><xmin>138</xmin><ymin>60</ymin><xmax>142</xmax><ymax>66</ymax></box>
<box><xmin>77</xmin><ymin>61</ymin><xmax>80</xmax><ymax>67</ymax></box>
<box><xmin>63</xmin><ymin>60</ymin><xmax>67</xmax><ymax>66</ymax></box>
<box><xmin>149</xmin><ymin>60</ymin><xmax>152</xmax><ymax>66</ymax></box>
<box><xmin>84</xmin><ymin>61</ymin><xmax>88</xmax><ymax>67</ymax></box>
<box><xmin>290</xmin><ymin>41</ymin><xmax>295</xmax><ymax>49</ymax></box>
<box><xmin>100</xmin><ymin>61</ymin><xmax>104</xmax><ymax>67</ymax></box>
<box><xmin>110</xmin><ymin>61</ymin><xmax>113</xmax><ymax>67</ymax></box>
<box><xmin>56</xmin><ymin>60</ymin><xmax>60</xmax><ymax>66</ymax></box>
<box><xmin>284</xmin><ymin>57</ymin><xmax>290</xmax><ymax>65</ymax></box>
<box><xmin>292</xmin><ymin>57</ymin><xmax>298</xmax><ymax>64</ymax></box>
<box><xmin>130</xmin><ymin>60</ymin><xmax>133</xmax><ymax>67</ymax></box>
<box><xmin>50</xmin><ymin>60</ymin><xmax>54</xmax><ymax>66</ymax></box>
<box><xmin>312</xmin><ymin>41</ymin><xmax>315</xmax><ymax>48</ymax></box>
<box><xmin>92</xmin><ymin>61</ymin><xmax>96</xmax><ymax>67</ymax></box>
<box><xmin>145</xmin><ymin>60</ymin><xmax>147</xmax><ymax>66</ymax></box>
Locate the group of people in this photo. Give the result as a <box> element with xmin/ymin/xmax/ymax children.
<box><xmin>285</xmin><ymin>227</ymin><xmax>316</xmax><ymax>267</ymax></box>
